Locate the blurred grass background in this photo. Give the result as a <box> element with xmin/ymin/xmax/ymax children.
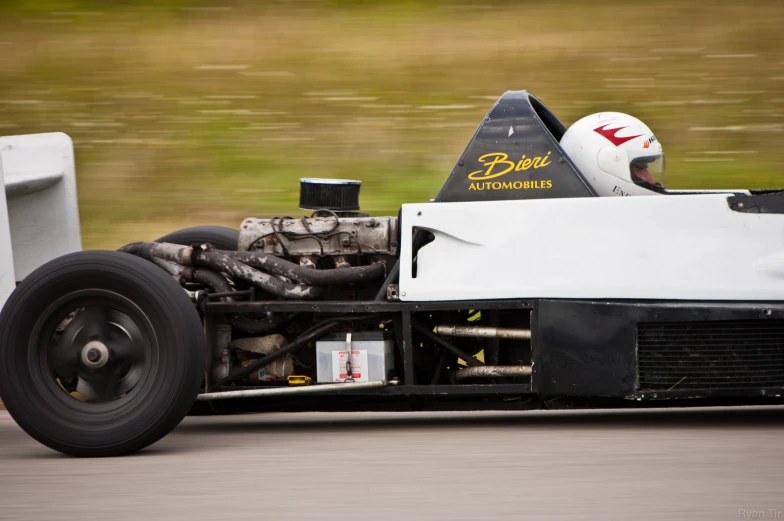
<box><xmin>1</xmin><ymin>0</ymin><xmax>783</xmax><ymax>249</ymax></box>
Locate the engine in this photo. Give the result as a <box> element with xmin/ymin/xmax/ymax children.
<box><xmin>225</xmin><ymin>178</ymin><xmax>399</xmax><ymax>386</ymax></box>
<box><xmin>239</xmin><ymin>178</ymin><xmax>397</xmax><ymax>269</ymax></box>
<box><xmin>119</xmin><ymin>177</ymin><xmax>531</xmax><ymax>393</ymax></box>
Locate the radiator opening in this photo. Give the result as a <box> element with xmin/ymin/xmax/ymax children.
<box><xmin>637</xmin><ymin>320</ymin><xmax>784</xmax><ymax>391</ymax></box>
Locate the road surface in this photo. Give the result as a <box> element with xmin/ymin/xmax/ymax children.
<box><xmin>0</xmin><ymin>406</ymin><xmax>782</xmax><ymax>520</ymax></box>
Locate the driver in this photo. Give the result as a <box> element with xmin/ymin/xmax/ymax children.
<box><xmin>631</xmin><ymin>161</ymin><xmax>656</xmax><ymax>186</ymax></box>
<box><xmin>560</xmin><ymin>112</ymin><xmax>666</xmax><ymax>196</ymax></box>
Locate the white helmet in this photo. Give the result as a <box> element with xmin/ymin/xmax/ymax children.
<box><xmin>560</xmin><ymin>112</ymin><xmax>666</xmax><ymax>196</ymax></box>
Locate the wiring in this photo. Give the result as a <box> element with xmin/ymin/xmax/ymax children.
<box><xmin>246</xmin><ymin>209</ymin><xmax>344</xmax><ymax>255</ymax></box>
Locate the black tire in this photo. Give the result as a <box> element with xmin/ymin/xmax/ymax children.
<box><xmin>0</xmin><ymin>251</ymin><xmax>205</xmax><ymax>457</ymax></box>
<box><xmin>155</xmin><ymin>225</ymin><xmax>239</xmax><ymax>251</ymax></box>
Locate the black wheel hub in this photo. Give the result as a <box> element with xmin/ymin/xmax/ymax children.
<box><xmin>33</xmin><ymin>292</ymin><xmax>153</xmax><ymax>405</ymax></box>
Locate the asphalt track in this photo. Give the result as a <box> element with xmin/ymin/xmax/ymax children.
<box><xmin>0</xmin><ymin>406</ymin><xmax>782</xmax><ymax>520</ymax></box>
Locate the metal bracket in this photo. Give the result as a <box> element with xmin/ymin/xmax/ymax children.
<box><xmin>386</xmin><ymin>284</ymin><xmax>400</xmax><ymax>301</ymax></box>
<box><xmin>344</xmin><ymin>331</ymin><xmax>354</xmax><ymax>382</ymax></box>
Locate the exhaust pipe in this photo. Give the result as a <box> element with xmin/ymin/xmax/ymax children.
<box><xmin>452</xmin><ymin>365</ymin><xmax>532</xmax><ymax>383</ymax></box>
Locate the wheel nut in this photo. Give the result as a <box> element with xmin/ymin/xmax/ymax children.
<box><xmin>81</xmin><ymin>341</ymin><xmax>109</xmax><ymax>369</ymax></box>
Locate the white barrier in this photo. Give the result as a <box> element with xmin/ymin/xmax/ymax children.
<box><xmin>0</xmin><ymin>133</ymin><xmax>82</xmax><ymax>312</ymax></box>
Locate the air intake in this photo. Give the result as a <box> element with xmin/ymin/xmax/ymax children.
<box><xmin>299</xmin><ymin>178</ymin><xmax>361</xmax><ymax>212</ymax></box>
<box><xmin>637</xmin><ymin>320</ymin><xmax>784</xmax><ymax>391</ymax></box>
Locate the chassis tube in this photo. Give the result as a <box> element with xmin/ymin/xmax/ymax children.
<box><xmin>435</xmin><ymin>325</ymin><xmax>531</xmax><ymax>340</ymax></box>
<box><xmin>197</xmin><ymin>380</ymin><xmax>390</xmax><ymax>401</ymax></box>
<box><xmin>412</xmin><ymin>323</ymin><xmax>483</xmax><ymax>367</ymax></box>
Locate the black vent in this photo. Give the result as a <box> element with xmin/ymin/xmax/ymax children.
<box><xmin>299</xmin><ymin>178</ymin><xmax>361</xmax><ymax>211</ymax></box>
<box><xmin>637</xmin><ymin>320</ymin><xmax>784</xmax><ymax>391</ymax></box>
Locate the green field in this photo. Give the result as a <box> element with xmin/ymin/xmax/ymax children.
<box><xmin>1</xmin><ymin>0</ymin><xmax>784</xmax><ymax>249</ymax></box>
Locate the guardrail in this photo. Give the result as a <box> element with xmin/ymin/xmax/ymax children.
<box><xmin>1</xmin><ymin>132</ymin><xmax>82</xmax><ymax>312</ymax></box>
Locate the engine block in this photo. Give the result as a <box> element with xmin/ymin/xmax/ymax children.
<box><xmin>238</xmin><ymin>215</ymin><xmax>398</xmax><ymax>258</ymax></box>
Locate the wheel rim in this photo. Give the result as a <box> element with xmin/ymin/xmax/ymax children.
<box><xmin>28</xmin><ymin>289</ymin><xmax>158</xmax><ymax>414</ymax></box>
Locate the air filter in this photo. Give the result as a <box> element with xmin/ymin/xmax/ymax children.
<box><xmin>299</xmin><ymin>178</ymin><xmax>361</xmax><ymax>212</ymax></box>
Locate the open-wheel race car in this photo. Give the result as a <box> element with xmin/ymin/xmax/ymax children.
<box><xmin>2</xmin><ymin>90</ymin><xmax>784</xmax><ymax>457</ymax></box>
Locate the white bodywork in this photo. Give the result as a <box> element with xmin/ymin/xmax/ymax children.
<box><xmin>0</xmin><ymin>133</ymin><xmax>82</xmax><ymax>312</ymax></box>
<box><xmin>399</xmin><ymin>194</ymin><xmax>784</xmax><ymax>302</ymax></box>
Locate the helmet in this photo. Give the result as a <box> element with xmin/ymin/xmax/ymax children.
<box><xmin>560</xmin><ymin>112</ymin><xmax>666</xmax><ymax>196</ymax></box>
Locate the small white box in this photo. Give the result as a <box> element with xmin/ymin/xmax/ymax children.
<box><xmin>316</xmin><ymin>331</ymin><xmax>395</xmax><ymax>383</ymax></box>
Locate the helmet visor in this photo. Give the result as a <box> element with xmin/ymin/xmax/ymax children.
<box><xmin>629</xmin><ymin>154</ymin><xmax>666</xmax><ymax>190</ymax></box>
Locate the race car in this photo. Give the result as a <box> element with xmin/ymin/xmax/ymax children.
<box><xmin>2</xmin><ymin>90</ymin><xmax>784</xmax><ymax>458</ymax></box>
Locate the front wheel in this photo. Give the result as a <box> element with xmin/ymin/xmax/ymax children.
<box><xmin>0</xmin><ymin>251</ymin><xmax>205</xmax><ymax>457</ymax></box>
